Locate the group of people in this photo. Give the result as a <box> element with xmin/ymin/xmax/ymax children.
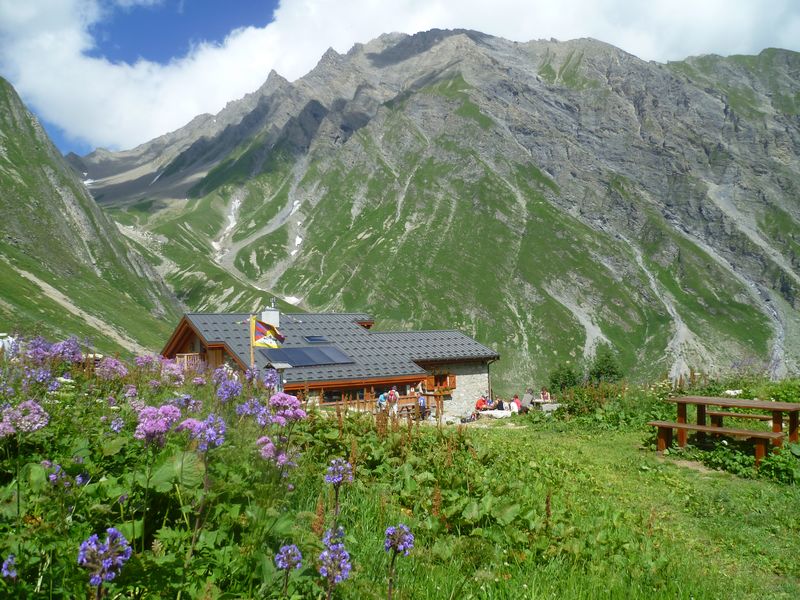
<box><xmin>473</xmin><ymin>386</ymin><xmax>553</xmax><ymax>415</ymax></box>
<box><xmin>375</xmin><ymin>385</ymin><xmax>430</xmax><ymax>419</ymax></box>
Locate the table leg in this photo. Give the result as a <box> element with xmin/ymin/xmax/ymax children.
<box><xmin>772</xmin><ymin>411</ymin><xmax>784</xmax><ymax>447</ymax></box>
<box><xmin>677</xmin><ymin>404</ymin><xmax>687</xmax><ymax>446</ymax></box>
<box><xmin>696</xmin><ymin>405</ymin><xmax>707</xmax><ymax>442</ymax></box>
<box><xmin>657</xmin><ymin>427</ymin><xmax>673</xmax><ymax>452</ymax></box>
<box><xmin>789</xmin><ymin>412</ymin><xmax>798</xmax><ymax>444</ymax></box>
<box><xmin>754</xmin><ymin>438</ymin><xmax>767</xmax><ymax>467</ymax></box>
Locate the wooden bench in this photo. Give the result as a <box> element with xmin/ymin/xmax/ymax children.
<box><xmin>705</xmin><ymin>410</ymin><xmax>773</xmax><ymax>428</ymax></box>
<box><xmin>648</xmin><ymin>420</ymin><xmax>785</xmax><ymax>466</ymax></box>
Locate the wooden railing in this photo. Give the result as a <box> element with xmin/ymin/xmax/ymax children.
<box><xmin>175</xmin><ymin>353</ymin><xmax>203</xmax><ymax>370</ymax></box>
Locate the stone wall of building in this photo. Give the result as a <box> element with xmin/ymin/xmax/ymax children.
<box><xmin>442</xmin><ymin>362</ymin><xmax>490</xmax><ymax>418</ymax></box>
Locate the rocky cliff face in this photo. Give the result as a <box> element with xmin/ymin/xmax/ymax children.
<box><xmin>0</xmin><ymin>77</ymin><xmax>180</xmax><ymax>352</ymax></box>
<box><xmin>83</xmin><ymin>30</ymin><xmax>800</xmax><ymax>384</ymax></box>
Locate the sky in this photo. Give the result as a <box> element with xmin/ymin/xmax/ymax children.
<box><xmin>1</xmin><ymin>0</ymin><xmax>799</xmax><ymax>155</ymax></box>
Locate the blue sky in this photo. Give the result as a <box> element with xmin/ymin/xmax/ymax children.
<box><xmin>1</xmin><ymin>0</ymin><xmax>799</xmax><ymax>155</ymax></box>
<box><xmin>88</xmin><ymin>1</ymin><xmax>277</xmax><ymax>65</ymax></box>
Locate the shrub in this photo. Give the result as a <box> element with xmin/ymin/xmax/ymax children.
<box><xmin>587</xmin><ymin>345</ymin><xmax>623</xmax><ymax>384</ymax></box>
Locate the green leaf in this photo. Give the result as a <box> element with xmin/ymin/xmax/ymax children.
<box><xmin>150</xmin><ymin>451</ymin><xmax>205</xmax><ymax>493</ymax></box>
<box><xmin>102</xmin><ymin>437</ymin><xmax>127</xmax><ymax>457</ymax></box>
<box><xmin>117</xmin><ymin>519</ymin><xmax>143</xmax><ymax>541</ymax></box>
<box><xmin>495</xmin><ymin>503</ymin><xmax>521</xmax><ymax>526</ymax></box>
<box><xmin>462</xmin><ymin>500</ymin><xmax>483</xmax><ymax>523</ymax></box>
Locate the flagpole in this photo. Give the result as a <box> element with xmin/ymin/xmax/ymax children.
<box><xmin>249</xmin><ymin>315</ymin><xmax>255</xmax><ymax>369</ymax></box>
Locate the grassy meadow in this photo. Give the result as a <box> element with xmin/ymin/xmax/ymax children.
<box><xmin>1</xmin><ymin>336</ymin><xmax>799</xmax><ymax>598</ymax></box>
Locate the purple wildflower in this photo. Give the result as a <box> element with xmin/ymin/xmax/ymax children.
<box><xmin>257</xmin><ymin>435</ymin><xmax>277</xmax><ymax>461</ymax></box>
<box><xmin>176</xmin><ymin>414</ymin><xmax>226</xmax><ymax>451</ymax></box>
<box><xmin>216</xmin><ymin>379</ymin><xmax>242</xmax><ymax>403</ymax></box>
<box><xmin>1</xmin><ymin>554</ymin><xmax>16</xmax><ymax>580</ymax></box>
<box><xmin>191</xmin><ymin>376</ymin><xmax>206</xmax><ymax>386</ymax></box>
<box><xmin>96</xmin><ymin>357</ymin><xmax>128</xmax><ymax>381</ymax></box>
<box><xmin>384</xmin><ymin>524</ymin><xmax>414</xmax><ymax>556</ymax></box>
<box><xmin>245</xmin><ymin>367</ymin><xmax>260</xmax><ymax>383</ymax></box>
<box><xmin>1</xmin><ymin>400</ymin><xmax>49</xmax><ymax>436</ymax></box>
<box><xmin>134</xmin><ymin>404</ymin><xmax>181</xmax><ymax>446</ymax></box>
<box><xmin>211</xmin><ymin>366</ymin><xmax>231</xmax><ymax>385</ymax></box>
<box><xmin>261</xmin><ymin>392</ymin><xmax>306</xmax><ymax>427</ymax></box>
<box><xmin>324</xmin><ymin>458</ymin><xmax>353</xmax><ymax>487</ymax></box>
<box><xmin>275</xmin><ymin>544</ymin><xmax>302</xmax><ymax>571</ymax></box>
<box><xmin>319</xmin><ymin>527</ymin><xmax>351</xmax><ymax>585</ymax></box>
<box><xmin>236</xmin><ymin>398</ymin><xmax>262</xmax><ymax>416</ymax></box>
<box><xmin>123</xmin><ymin>384</ymin><xmax>138</xmax><ymax>399</ymax></box>
<box><xmin>263</xmin><ymin>368</ymin><xmax>280</xmax><ymax>389</ymax></box>
<box><xmin>78</xmin><ymin>528</ymin><xmax>132</xmax><ymax>587</ymax></box>
<box><xmin>47</xmin><ymin>464</ymin><xmax>71</xmax><ymax>488</ymax></box>
<box><xmin>134</xmin><ymin>354</ymin><xmax>158</xmax><ymax>369</ymax></box>
<box><xmin>50</xmin><ymin>337</ymin><xmax>83</xmax><ymax>363</ymax></box>
<box><xmin>170</xmin><ymin>393</ymin><xmax>200</xmax><ymax>412</ymax></box>
<box><xmin>110</xmin><ymin>417</ymin><xmax>125</xmax><ymax>433</ymax></box>
<box><xmin>160</xmin><ymin>359</ymin><xmax>185</xmax><ymax>385</ymax></box>
<box><xmin>24</xmin><ymin>336</ymin><xmax>52</xmax><ymax>365</ymax></box>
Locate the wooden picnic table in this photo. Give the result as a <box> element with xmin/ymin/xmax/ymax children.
<box><xmin>667</xmin><ymin>396</ymin><xmax>800</xmax><ymax>447</ymax></box>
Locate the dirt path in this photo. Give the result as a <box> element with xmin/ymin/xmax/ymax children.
<box><xmin>4</xmin><ymin>258</ymin><xmax>148</xmax><ymax>354</ymax></box>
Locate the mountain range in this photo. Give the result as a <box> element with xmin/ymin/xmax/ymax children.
<box><xmin>4</xmin><ymin>29</ymin><xmax>800</xmax><ymax>386</ymax></box>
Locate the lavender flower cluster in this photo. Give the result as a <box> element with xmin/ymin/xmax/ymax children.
<box><xmin>256</xmin><ymin>435</ymin><xmax>297</xmax><ymax>472</ymax></box>
<box><xmin>263</xmin><ymin>368</ymin><xmax>280</xmax><ymax>389</ymax></box>
<box><xmin>318</xmin><ymin>528</ymin><xmax>351</xmax><ymax>585</ymax></box>
<box><xmin>96</xmin><ymin>357</ymin><xmax>129</xmax><ymax>381</ymax></box>
<box><xmin>134</xmin><ymin>354</ymin><xmax>158</xmax><ymax>370</ymax></box>
<box><xmin>133</xmin><ymin>404</ymin><xmax>181</xmax><ymax>446</ymax></box>
<box><xmin>44</xmin><ymin>462</ymin><xmax>89</xmax><ymax>488</ymax></box>
<box><xmin>384</xmin><ymin>524</ymin><xmax>415</xmax><ymax>556</ymax></box>
<box><xmin>261</xmin><ymin>392</ymin><xmax>306</xmax><ymax>427</ymax></box>
<box><xmin>0</xmin><ymin>400</ymin><xmax>49</xmax><ymax>437</ymax></box>
<box><xmin>176</xmin><ymin>414</ymin><xmax>226</xmax><ymax>451</ymax></box>
<box><xmin>1</xmin><ymin>554</ymin><xmax>16</xmax><ymax>580</ymax></box>
<box><xmin>49</xmin><ymin>337</ymin><xmax>83</xmax><ymax>363</ymax></box>
<box><xmin>160</xmin><ymin>359</ymin><xmax>185</xmax><ymax>386</ymax></box>
<box><xmin>170</xmin><ymin>393</ymin><xmax>201</xmax><ymax>412</ymax></box>
<box><xmin>274</xmin><ymin>544</ymin><xmax>302</xmax><ymax>571</ymax></box>
<box><xmin>77</xmin><ymin>528</ymin><xmax>132</xmax><ymax>586</ymax></box>
<box><xmin>235</xmin><ymin>398</ymin><xmax>263</xmax><ymax>416</ymax></box>
<box><xmin>216</xmin><ymin>379</ymin><xmax>242</xmax><ymax>403</ymax></box>
<box><xmin>324</xmin><ymin>458</ymin><xmax>353</xmax><ymax>487</ymax></box>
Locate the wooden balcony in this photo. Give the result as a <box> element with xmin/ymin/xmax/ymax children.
<box><xmin>175</xmin><ymin>353</ymin><xmax>203</xmax><ymax>370</ymax></box>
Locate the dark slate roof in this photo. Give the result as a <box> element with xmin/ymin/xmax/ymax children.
<box><xmin>184</xmin><ymin>312</ymin><xmax>499</xmax><ymax>384</ymax></box>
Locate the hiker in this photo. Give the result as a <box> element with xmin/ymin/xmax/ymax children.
<box><xmin>519</xmin><ymin>388</ymin><xmax>534</xmax><ymax>413</ymax></box>
<box><xmin>475</xmin><ymin>395</ymin><xmax>489</xmax><ymax>411</ymax></box>
<box><xmin>417</xmin><ymin>392</ymin><xmax>429</xmax><ymax>419</ymax></box>
<box><xmin>387</xmin><ymin>386</ymin><xmax>400</xmax><ymax>416</ymax></box>
<box><xmin>376</xmin><ymin>391</ymin><xmax>388</xmax><ymax>412</ymax></box>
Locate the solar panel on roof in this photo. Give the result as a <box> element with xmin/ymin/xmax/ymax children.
<box><xmin>259</xmin><ymin>346</ymin><xmax>354</xmax><ymax>367</ymax></box>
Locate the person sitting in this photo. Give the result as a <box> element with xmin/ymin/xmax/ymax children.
<box><xmin>540</xmin><ymin>387</ymin><xmax>551</xmax><ymax>401</ymax></box>
<box><xmin>475</xmin><ymin>395</ymin><xmax>489</xmax><ymax>411</ymax></box>
<box><xmin>512</xmin><ymin>394</ymin><xmax>522</xmax><ymax>413</ymax></box>
<box><xmin>493</xmin><ymin>396</ymin><xmax>504</xmax><ymax>410</ymax></box>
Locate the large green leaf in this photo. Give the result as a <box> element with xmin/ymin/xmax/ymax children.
<box><xmin>495</xmin><ymin>503</ymin><xmax>521</xmax><ymax>526</ymax></box>
<box><xmin>150</xmin><ymin>451</ymin><xmax>205</xmax><ymax>493</ymax></box>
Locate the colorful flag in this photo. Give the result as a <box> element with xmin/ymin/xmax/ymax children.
<box><xmin>251</xmin><ymin>316</ymin><xmax>285</xmax><ymax>348</ymax></box>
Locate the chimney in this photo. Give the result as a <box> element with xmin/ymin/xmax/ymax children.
<box><xmin>261</xmin><ymin>306</ymin><xmax>280</xmax><ymax>328</ymax></box>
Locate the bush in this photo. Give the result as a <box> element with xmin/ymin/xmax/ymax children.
<box><xmin>548</xmin><ymin>362</ymin><xmax>581</xmax><ymax>392</ymax></box>
<box><xmin>587</xmin><ymin>345</ymin><xmax>623</xmax><ymax>384</ymax></box>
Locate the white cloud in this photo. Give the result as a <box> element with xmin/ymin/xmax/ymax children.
<box><xmin>1</xmin><ymin>0</ymin><xmax>799</xmax><ymax>152</ymax></box>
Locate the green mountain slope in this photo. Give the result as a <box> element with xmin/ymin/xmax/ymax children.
<box><xmin>0</xmin><ymin>77</ymin><xmax>181</xmax><ymax>353</ymax></box>
<box><xmin>83</xmin><ymin>31</ymin><xmax>800</xmax><ymax>386</ymax></box>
